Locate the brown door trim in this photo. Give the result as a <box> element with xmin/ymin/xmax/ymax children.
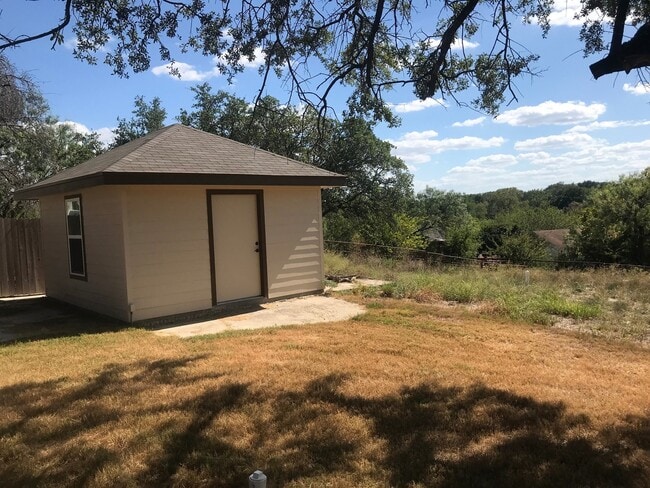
<box><xmin>206</xmin><ymin>189</ymin><xmax>268</xmax><ymax>306</ymax></box>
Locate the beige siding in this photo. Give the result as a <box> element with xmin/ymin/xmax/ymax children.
<box><xmin>263</xmin><ymin>187</ymin><xmax>324</xmax><ymax>299</ymax></box>
<box><xmin>39</xmin><ymin>188</ymin><xmax>129</xmax><ymax>321</ymax></box>
<box><xmin>123</xmin><ymin>186</ymin><xmax>212</xmax><ymax>321</ymax></box>
<box><xmin>39</xmin><ymin>184</ymin><xmax>324</xmax><ymax>322</ymax></box>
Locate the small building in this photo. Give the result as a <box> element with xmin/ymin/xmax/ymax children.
<box><xmin>533</xmin><ymin>229</ymin><xmax>570</xmax><ymax>257</ymax></box>
<box><xmin>14</xmin><ymin>124</ymin><xmax>345</xmax><ymax>322</ymax></box>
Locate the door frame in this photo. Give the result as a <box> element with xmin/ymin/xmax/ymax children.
<box><xmin>206</xmin><ymin>189</ymin><xmax>268</xmax><ymax>306</ymax></box>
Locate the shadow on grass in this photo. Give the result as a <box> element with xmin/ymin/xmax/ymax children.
<box><xmin>0</xmin><ymin>363</ymin><xmax>647</xmax><ymax>487</ymax></box>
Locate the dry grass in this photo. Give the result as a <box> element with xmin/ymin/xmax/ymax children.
<box><xmin>1</xmin><ymin>297</ymin><xmax>649</xmax><ymax>487</ymax></box>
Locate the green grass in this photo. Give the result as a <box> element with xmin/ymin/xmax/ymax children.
<box><xmin>324</xmin><ymin>251</ymin><xmax>649</xmax><ymax>343</ymax></box>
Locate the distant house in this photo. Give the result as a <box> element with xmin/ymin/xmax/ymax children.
<box><xmin>533</xmin><ymin>229</ymin><xmax>570</xmax><ymax>256</ymax></box>
<box><xmin>422</xmin><ymin>228</ymin><xmax>446</xmax><ymax>244</ymax></box>
<box><xmin>14</xmin><ymin>124</ymin><xmax>345</xmax><ymax>322</ymax></box>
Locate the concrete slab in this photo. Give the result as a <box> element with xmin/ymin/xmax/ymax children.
<box><xmin>0</xmin><ymin>296</ymin><xmax>122</xmax><ymax>343</ymax></box>
<box><xmin>153</xmin><ymin>295</ymin><xmax>365</xmax><ymax>338</ymax></box>
<box><xmin>1</xmin><ymin>283</ymin><xmax>383</xmax><ymax>342</ymax></box>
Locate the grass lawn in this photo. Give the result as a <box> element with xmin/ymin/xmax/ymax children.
<box><xmin>1</xmin><ymin>295</ymin><xmax>648</xmax><ymax>487</ymax></box>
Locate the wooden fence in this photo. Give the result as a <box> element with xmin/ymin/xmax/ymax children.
<box><xmin>0</xmin><ymin>218</ymin><xmax>44</xmax><ymax>297</ymax></box>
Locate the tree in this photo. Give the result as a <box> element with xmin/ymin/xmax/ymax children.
<box><xmin>472</xmin><ymin>188</ymin><xmax>524</xmax><ymax>220</ymax></box>
<box><xmin>569</xmin><ymin>169</ymin><xmax>650</xmax><ymax>265</ymax></box>
<box><xmin>112</xmin><ymin>95</ymin><xmax>167</xmax><ymax>146</ymax></box>
<box><xmin>414</xmin><ymin>188</ymin><xmax>481</xmax><ymax>257</ymax></box>
<box><xmin>179</xmin><ymin>84</ymin><xmax>254</xmax><ymax>139</ymax></box>
<box><xmin>179</xmin><ymin>84</ymin><xmax>319</xmax><ymax>159</ymax></box>
<box><xmin>0</xmin><ymin>54</ymin><xmax>102</xmax><ymax>217</ymax></box>
<box><xmin>0</xmin><ymin>54</ymin><xmax>44</xmax><ymax>129</ymax></box>
<box><xmin>495</xmin><ymin>232</ymin><xmax>551</xmax><ymax>263</ymax></box>
<box><xmin>1</xmin><ymin>1</ymin><xmax>647</xmax><ymax>121</ymax></box>
<box><xmin>582</xmin><ymin>1</ymin><xmax>650</xmax><ymax>79</ymax></box>
<box><xmin>319</xmin><ymin>117</ymin><xmax>413</xmax><ymax>225</ymax></box>
<box><xmin>1</xmin><ymin>122</ymin><xmax>102</xmax><ymax>218</ymax></box>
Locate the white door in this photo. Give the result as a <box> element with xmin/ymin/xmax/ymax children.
<box><xmin>211</xmin><ymin>193</ymin><xmax>262</xmax><ymax>303</ymax></box>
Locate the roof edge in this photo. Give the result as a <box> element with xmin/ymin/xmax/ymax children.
<box><xmin>14</xmin><ymin>172</ymin><xmax>347</xmax><ymax>199</ymax></box>
<box><xmin>14</xmin><ymin>174</ymin><xmax>107</xmax><ymax>200</ymax></box>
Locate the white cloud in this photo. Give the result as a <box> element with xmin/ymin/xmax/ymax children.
<box><xmin>94</xmin><ymin>127</ymin><xmax>116</xmax><ymax>146</ymax></box>
<box><xmin>58</xmin><ymin>121</ymin><xmax>115</xmax><ymax>146</ymax></box>
<box><xmin>428</xmin><ymin>135</ymin><xmax>650</xmax><ymax>193</ymax></box>
<box><xmin>388</xmin><ymin>98</ymin><xmax>445</xmax><ymax>113</ymax></box>
<box><xmin>389</xmin><ymin>130</ymin><xmax>505</xmax><ymax>165</ymax></box>
<box><xmin>152</xmin><ymin>61</ymin><xmax>219</xmax><ymax>81</ymax></box>
<box><xmin>518</xmin><ymin>151</ymin><xmax>551</xmax><ymax>162</ymax></box>
<box><xmin>539</xmin><ymin>0</ymin><xmax>606</xmax><ymax>27</ymax></box>
<box><xmin>425</xmin><ymin>38</ymin><xmax>480</xmax><ymax>50</ymax></box>
<box><xmin>514</xmin><ymin>132</ymin><xmax>598</xmax><ymax>152</ymax></box>
<box><xmin>237</xmin><ymin>47</ymin><xmax>266</xmax><ymax>69</ymax></box>
<box><xmin>152</xmin><ymin>47</ymin><xmax>266</xmax><ymax>81</ymax></box>
<box><xmin>400</xmin><ymin>153</ymin><xmax>434</xmax><ymax>165</ymax></box>
<box><xmin>401</xmin><ymin>129</ymin><xmax>439</xmax><ymax>140</ymax></box>
<box><xmin>568</xmin><ymin>119</ymin><xmax>650</xmax><ymax>132</ymax></box>
<box><xmin>464</xmin><ymin>154</ymin><xmax>518</xmax><ymax>168</ymax></box>
<box><xmin>495</xmin><ymin>101</ymin><xmax>606</xmax><ymax>127</ymax></box>
<box><xmin>63</xmin><ymin>37</ymin><xmax>78</xmax><ymax>50</ymax></box>
<box><xmin>452</xmin><ymin>116</ymin><xmax>486</xmax><ymax>128</ymax></box>
<box><xmin>623</xmin><ymin>83</ymin><xmax>650</xmax><ymax>95</ymax></box>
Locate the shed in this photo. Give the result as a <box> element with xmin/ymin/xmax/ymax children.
<box><xmin>14</xmin><ymin>124</ymin><xmax>345</xmax><ymax>322</ymax></box>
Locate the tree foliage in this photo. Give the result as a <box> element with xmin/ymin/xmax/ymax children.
<box><xmin>0</xmin><ymin>54</ymin><xmax>44</xmax><ymax>129</ymax></box>
<box><xmin>0</xmin><ymin>54</ymin><xmax>102</xmax><ymax>218</ymax></box>
<box><xmin>112</xmin><ymin>95</ymin><xmax>167</xmax><ymax>147</ymax></box>
<box><xmin>580</xmin><ymin>0</ymin><xmax>650</xmax><ymax>78</ymax></box>
<box><xmin>569</xmin><ymin>169</ymin><xmax>650</xmax><ymax>265</ymax></box>
<box><xmin>1</xmin><ymin>1</ymin><xmax>647</xmax><ymax>121</ymax></box>
<box><xmin>413</xmin><ymin>188</ymin><xmax>481</xmax><ymax>257</ymax></box>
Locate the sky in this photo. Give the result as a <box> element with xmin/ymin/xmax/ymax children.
<box><xmin>2</xmin><ymin>0</ymin><xmax>649</xmax><ymax>194</ymax></box>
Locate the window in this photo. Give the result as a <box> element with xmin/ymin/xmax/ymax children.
<box><xmin>65</xmin><ymin>196</ymin><xmax>86</xmax><ymax>278</ymax></box>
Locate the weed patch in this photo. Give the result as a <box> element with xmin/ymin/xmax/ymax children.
<box><xmin>325</xmin><ymin>252</ymin><xmax>649</xmax><ymax>344</ymax></box>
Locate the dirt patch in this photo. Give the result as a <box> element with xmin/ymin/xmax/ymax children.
<box><xmin>325</xmin><ymin>278</ymin><xmax>389</xmax><ymax>292</ymax></box>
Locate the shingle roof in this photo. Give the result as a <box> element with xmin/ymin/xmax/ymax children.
<box><xmin>15</xmin><ymin>124</ymin><xmax>346</xmax><ymax>199</ymax></box>
<box><xmin>533</xmin><ymin>229</ymin><xmax>570</xmax><ymax>250</ymax></box>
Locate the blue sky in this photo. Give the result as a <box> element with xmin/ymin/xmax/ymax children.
<box><xmin>2</xmin><ymin>0</ymin><xmax>649</xmax><ymax>194</ymax></box>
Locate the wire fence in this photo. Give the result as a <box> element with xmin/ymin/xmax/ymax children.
<box><xmin>324</xmin><ymin>240</ymin><xmax>650</xmax><ymax>272</ymax></box>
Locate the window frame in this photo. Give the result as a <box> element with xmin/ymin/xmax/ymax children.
<box><xmin>64</xmin><ymin>194</ymin><xmax>87</xmax><ymax>280</ymax></box>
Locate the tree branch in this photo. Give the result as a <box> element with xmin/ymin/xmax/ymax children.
<box><xmin>0</xmin><ymin>0</ymin><xmax>73</xmax><ymax>50</ymax></box>
<box><xmin>590</xmin><ymin>22</ymin><xmax>650</xmax><ymax>79</ymax></box>
<box><xmin>422</xmin><ymin>0</ymin><xmax>480</xmax><ymax>98</ymax></box>
<box><xmin>610</xmin><ymin>0</ymin><xmax>630</xmax><ymax>54</ymax></box>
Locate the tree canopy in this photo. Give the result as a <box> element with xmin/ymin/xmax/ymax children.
<box><xmin>0</xmin><ymin>55</ymin><xmax>102</xmax><ymax>217</ymax></box>
<box><xmin>1</xmin><ymin>1</ymin><xmax>648</xmax><ymax>120</ymax></box>
<box><xmin>569</xmin><ymin>169</ymin><xmax>650</xmax><ymax>265</ymax></box>
<box><xmin>112</xmin><ymin>95</ymin><xmax>167</xmax><ymax>147</ymax></box>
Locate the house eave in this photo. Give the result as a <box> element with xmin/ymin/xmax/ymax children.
<box><xmin>14</xmin><ymin>172</ymin><xmax>347</xmax><ymax>200</ymax></box>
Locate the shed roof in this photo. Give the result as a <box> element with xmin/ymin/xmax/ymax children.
<box><xmin>15</xmin><ymin>124</ymin><xmax>346</xmax><ymax>199</ymax></box>
<box><xmin>533</xmin><ymin>229</ymin><xmax>570</xmax><ymax>250</ymax></box>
